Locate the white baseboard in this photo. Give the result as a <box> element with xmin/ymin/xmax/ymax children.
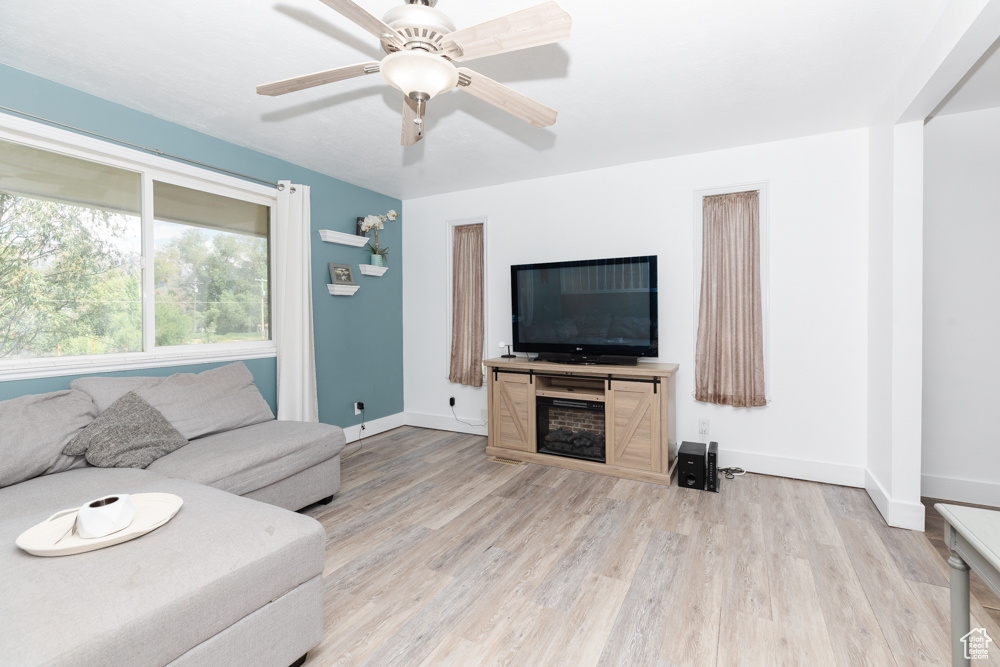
<box><xmin>891</xmin><ymin>498</ymin><xmax>926</xmax><ymax>531</ymax></box>
<box><xmin>865</xmin><ymin>468</ymin><xmax>926</xmax><ymax>531</ymax></box>
<box><xmin>719</xmin><ymin>448</ymin><xmax>866</xmax><ymax>488</ymax></box>
<box><xmin>389</xmin><ymin>417</ymin><xmax>935</xmax><ymax>529</ymax></box>
<box><xmin>922</xmin><ymin>473</ymin><xmax>1000</xmax><ymax>508</ymax></box>
<box><xmin>342</xmin><ymin>412</ymin><xmax>408</xmax><ymax>443</ymax></box>
<box><xmin>394</xmin><ymin>419</ymin><xmax>869</xmax><ymax>489</ymax></box>
<box><xmin>864</xmin><ymin>468</ymin><xmax>891</xmax><ymax>522</ymax></box>
<box><xmin>340</xmin><ymin>410</ymin><xmax>487</xmax><ymax>444</ymax></box>
<box><xmin>403</xmin><ymin>410</ymin><xmax>488</xmax><ymax>436</ymax></box>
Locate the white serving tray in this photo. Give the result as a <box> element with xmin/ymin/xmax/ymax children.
<box><xmin>318</xmin><ymin>230</ymin><xmax>368</xmax><ymax>247</ymax></box>
<box><xmin>16</xmin><ymin>493</ymin><xmax>183</xmax><ymax>557</ymax></box>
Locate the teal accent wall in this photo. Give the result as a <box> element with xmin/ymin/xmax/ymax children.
<box><xmin>0</xmin><ymin>64</ymin><xmax>403</xmax><ymax>427</ymax></box>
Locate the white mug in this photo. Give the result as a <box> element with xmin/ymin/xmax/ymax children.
<box><xmin>76</xmin><ymin>494</ymin><xmax>135</xmax><ymax>539</ymax></box>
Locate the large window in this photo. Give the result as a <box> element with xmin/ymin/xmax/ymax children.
<box><xmin>153</xmin><ymin>182</ymin><xmax>270</xmax><ymax>346</ymax></box>
<box><xmin>0</xmin><ymin>139</ymin><xmax>143</xmax><ymax>360</ymax></box>
<box><xmin>0</xmin><ymin>123</ymin><xmax>275</xmax><ymax>378</ymax></box>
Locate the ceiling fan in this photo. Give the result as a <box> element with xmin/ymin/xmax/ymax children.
<box><xmin>256</xmin><ymin>0</ymin><xmax>572</xmax><ymax>145</ymax></box>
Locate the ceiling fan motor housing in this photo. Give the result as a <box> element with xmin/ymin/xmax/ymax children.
<box><xmin>382</xmin><ymin>2</ymin><xmax>455</xmax><ymax>53</ymax></box>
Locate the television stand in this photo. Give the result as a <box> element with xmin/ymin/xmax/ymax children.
<box><xmin>485</xmin><ymin>357</ymin><xmax>678</xmax><ymax>486</ymax></box>
<box><xmin>534</xmin><ymin>352</ymin><xmax>639</xmax><ymax>366</ymax></box>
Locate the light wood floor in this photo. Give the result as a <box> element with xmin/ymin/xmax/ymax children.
<box><xmin>302</xmin><ymin>427</ymin><xmax>1000</xmax><ymax>666</ymax></box>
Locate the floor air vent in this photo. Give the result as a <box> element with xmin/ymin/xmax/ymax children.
<box><xmin>487</xmin><ymin>456</ymin><xmax>525</xmax><ymax>466</ymax></box>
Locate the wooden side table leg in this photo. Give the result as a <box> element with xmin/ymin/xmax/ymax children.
<box><xmin>948</xmin><ymin>552</ymin><xmax>971</xmax><ymax>667</ymax></box>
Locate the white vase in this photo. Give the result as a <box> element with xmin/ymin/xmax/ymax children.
<box><xmin>76</xmin><ymin>494</ymin><xmax>135</xmax><ymax>539</ymax></box>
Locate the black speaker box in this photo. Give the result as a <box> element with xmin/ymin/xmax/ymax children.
<box><xmin>677</xmin><ymin>441</ymin><xmax>707</xmax><ymax>490</ymax></box>
<box><xmin>706</xmin><ymin>441</ymin><xmax>720</xmax><ymax>493</ymax></box>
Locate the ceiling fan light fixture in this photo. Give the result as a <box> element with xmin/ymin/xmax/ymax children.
<box><xmin>380</xmin><ymin>50</ymin><xmax>458</xmax><ymax>99</ymax></box>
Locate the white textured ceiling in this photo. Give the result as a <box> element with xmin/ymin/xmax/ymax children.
<box><xmin>0</xmin><ymin>0</ymin><xmax>951</xmax><ymax>199</ymax></box>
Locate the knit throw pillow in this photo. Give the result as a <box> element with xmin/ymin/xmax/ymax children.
<box><xmin>64</xmin><ymin>391</ymin><xmax>188</xmax><ymax>469</ymax></box>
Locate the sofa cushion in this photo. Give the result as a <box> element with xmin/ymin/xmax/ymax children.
<box><xmin>134</xmin><ymin>362</ymin><xmax>274</xmax><ymax>440</ymax></box>
<box><xmin>147</xmin><ymin>420</ymin><xmax>345</xmax><ymax>496</ymax></box>
<box><xmin>0</xmin><ymin>466</ymin><xmax>164</xmax><ymax>522</ymax></box>
<box><xmin>64</xmin><ymin>392</ymin><xmax>189</xmax><ymax>469</ymax></box>
<box><xmin>0</xmin><ymin>469</ymin><xmax>325</xmax><ymax>667</ymax></box>
<box><xmin>69</xmin><ymin>375</ymin><xmax>165</xmax><ymax>412</ymax></box>
<box><xmin>0</xmin><ymin>389</ymin><xmax>97</xmax><ymax>488</ymax></box>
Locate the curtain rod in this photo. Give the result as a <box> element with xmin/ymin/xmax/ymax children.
<box><xmin>704</xmin><ymin>189</ymin><xmax>760</xmax><ymax>195</ymax></box>
<box><xmin>0</xmin><ymin>105</ymin><xmax>280</xmax><ymax>189</ymax></box>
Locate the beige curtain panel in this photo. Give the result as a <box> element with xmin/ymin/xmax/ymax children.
<box><xmin>695</xmin><ymin>191</ymin><xmax>766</xmax><ymax>407</ymax></box>
<box><xmin>449</xmin><ymin>224</ymin><xmax>485</xmax><ymax>387</ymax></box>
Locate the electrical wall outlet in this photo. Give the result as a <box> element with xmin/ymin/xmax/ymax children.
<box><xmin>354</xmin><ymin>401</ymin><xmax>364</xmax><ymax>415</ymax></box>
<box><xmin>698</xmin><ymin>419</ymin><xmax>709</xmax><ymax>435</ymax></box>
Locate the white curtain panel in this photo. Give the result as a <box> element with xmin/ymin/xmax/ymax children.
<box><xmin>275</xmin><ymin>181</ymin><xmax>319</xmax><ymax>422</ymax></box>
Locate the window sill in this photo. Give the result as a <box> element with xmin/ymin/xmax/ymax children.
<box><xmin>0</xmin><ymin>343</ymin><xmax>277</xmax><ymax>382</ymax></box>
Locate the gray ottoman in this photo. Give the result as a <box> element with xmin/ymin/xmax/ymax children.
<box><xmin>0</xmin><ymin>467</ymin><xmax>325</xmax><ymax>666</ymax></box>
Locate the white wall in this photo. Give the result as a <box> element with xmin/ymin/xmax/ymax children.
<box><xmin>891</xmin><ymin>121</ymin><xmax>927</xmax><ymax>525</ymax></box>
<box><xmin>866</xmin><ymin>121</ymin><xmax>895</xmax><ymax>500</ymax></box>
<box><xmin>403</xmin><ymin>129</ymin><xmax>871</xmax><ymax>486</ymax></box>
<box><xmin>922</xmin><ymin>106</ymin><xmax>1000</xmax><ymax>506</ymax></box>
<box><xmin>859</xmin><ymin>1</ymin><xmax>1000</xmax><ymax>530</ymax></box>
<box><xmin>864</xmin><ymin>120</ymin><xmax>929</xmax><ymax>531</ymax></box>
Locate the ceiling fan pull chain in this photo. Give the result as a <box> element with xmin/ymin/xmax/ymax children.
<box><xmin>410</xmin><ymin>91</ymin><xmax>429</xmax><ymax>137</ymax></box>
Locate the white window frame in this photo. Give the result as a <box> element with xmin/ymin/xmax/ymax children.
<box><xmin>0</xmin><ymin>113</ymin><xmax>278</xmax><ymax>381</ymax></box>
<box><xmin>444</xmin><ymin>216</ymin><xmax>489</xmax><ymax>382</ymax></box>
<box><xmin>692</xmin><ymin>181</ymin><xmax>771</xmax><ymax>401</ymax></box>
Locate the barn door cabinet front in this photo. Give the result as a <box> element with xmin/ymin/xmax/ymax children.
<box><xmin>490</xmin><ymin>373</ymin><xmax>535</xmax><ymax>452</ymax></box>
<box><xmin>607</xmin><ymin>379</ymin><xmax>660</xmax><ymax>473</ymax></box>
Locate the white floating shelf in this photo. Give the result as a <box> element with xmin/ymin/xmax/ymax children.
<box><xmin>359</xmin><ymin>264</ymin><xmax>388</xmax><ymax>276</ymax></box>
<box><xmin>319</xmin><ymin>230</ymin><xmax>368</xmax><ymax>247</ymax></box>
<box><xmin>327</xmin><ymin>284</ymin><xmax>360</xmax><ymax>296</ymax></box>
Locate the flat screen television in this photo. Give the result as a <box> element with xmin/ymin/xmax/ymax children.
<box><xmin>510</xmin><ymin>255</ymin><xmax>658</xmax><ymax>365</ymax></box>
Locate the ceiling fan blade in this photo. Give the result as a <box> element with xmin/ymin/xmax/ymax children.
<box><xmin>401</xmin><ymin>96</ymin><xmax>423</xmax><ymax>146</ymax></box>
<box><xmin>443</xmin><ymin>1</ymin><xmax>572</xmax><ymax>62</ymax></box>
<box><xmin>316</xmin><ymin>0</ymin><xmax>403</xmax><ymax>49</ymax></box>
<box><xmin>256</xmin><ymin>62</ymin><xmax>381</xmax><ymax>96</ymax></box>
<box><xmin>455</xmin><ymin>68</ymin><xmax>557</xmax><ymax>128</ymax></box>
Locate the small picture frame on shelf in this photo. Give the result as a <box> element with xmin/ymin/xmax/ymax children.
<box><xmin>356</xmin><ymin>217</ymin><xmax>365</xmax><ymax>238</ymax></box>
<box><xmin>329</xmin><ymin>263</ymin><xmax>356</xmax><ymax>285</ymax></box>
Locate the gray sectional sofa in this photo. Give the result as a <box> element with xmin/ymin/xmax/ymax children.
<box><xmin>0</xmin><ymin>362</ymin><xmax>345</xmax><ymax>666</ymax></box>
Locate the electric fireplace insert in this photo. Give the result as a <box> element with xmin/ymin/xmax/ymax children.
<box><xmin>535</xmin><ymin>396</ymin><xmax>606</xmax><ymax>463</ymax></box>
